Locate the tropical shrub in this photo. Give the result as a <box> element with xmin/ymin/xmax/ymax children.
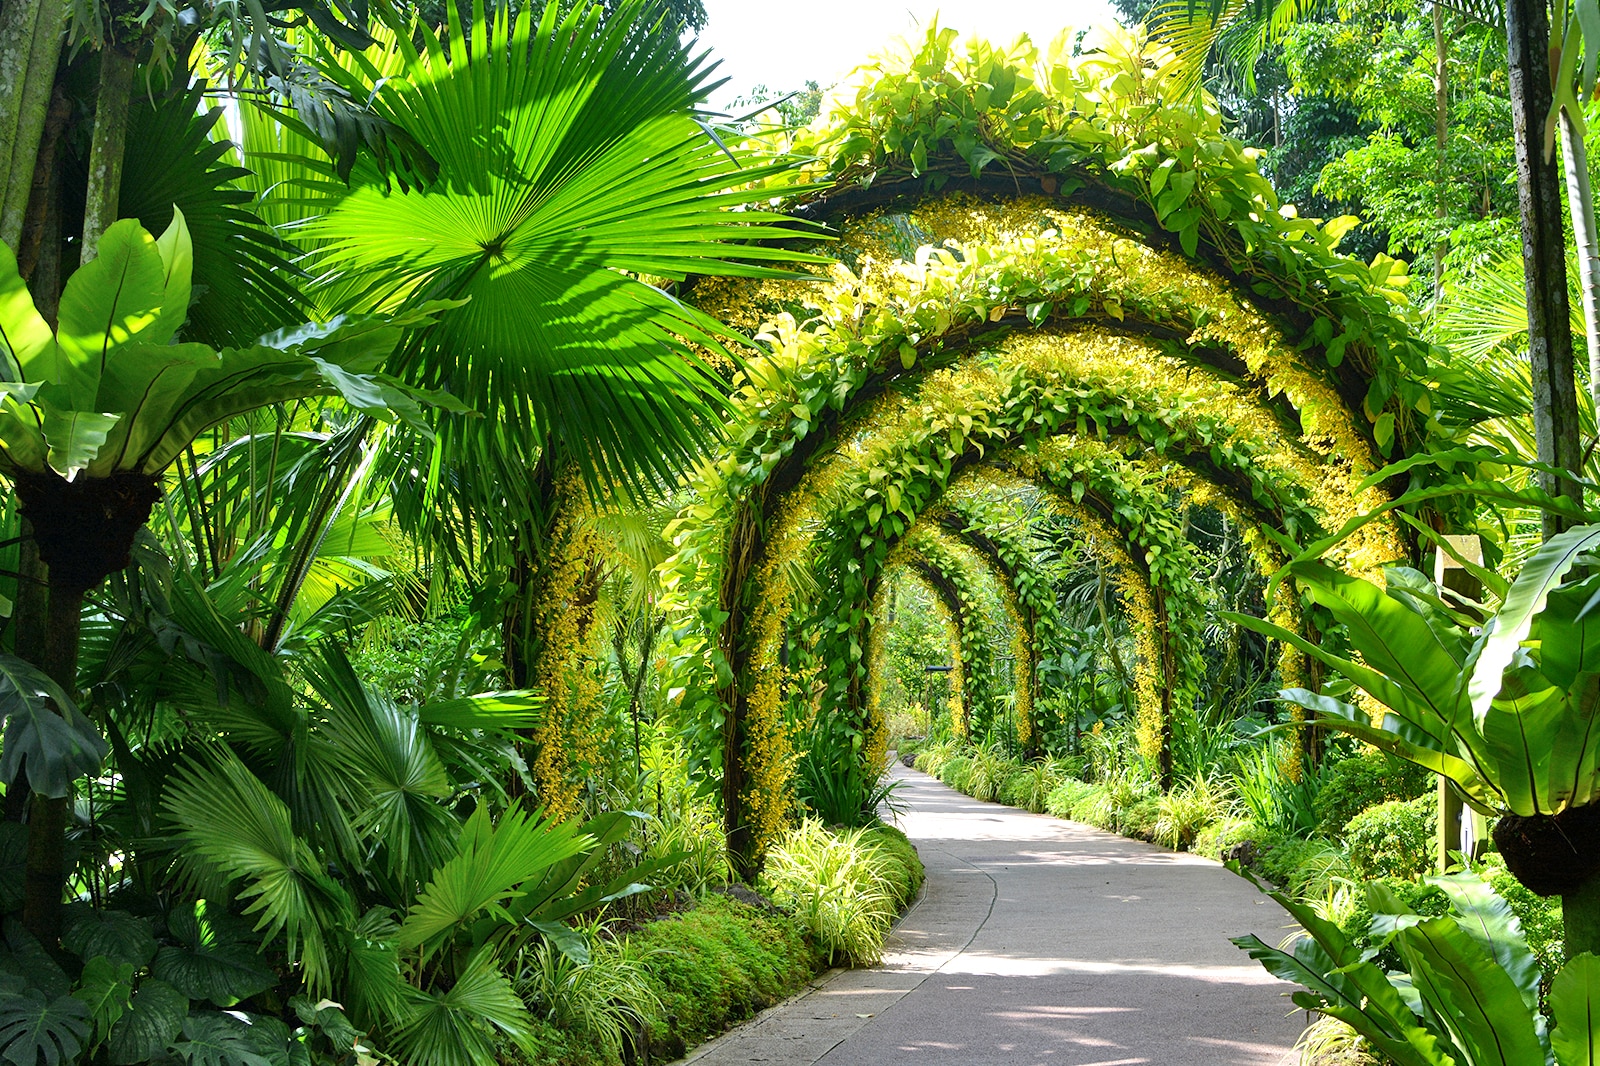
<box><xmin>760</xmin><ymin>821</ymin><xmax>902</xmax><ymax>966</ymax></box>
<box><xmin>1237</xmin><ymin>870</ymin><xmax>1600</xmax><ymax>1066</ymax></box>
<box><xmin>625</xmin><ymin>894</ymin><xmax>819</xmax><ymax>1059</ymax></box>
<box><xmin>1344</xmin><ymin>797</ymin><xmax>1437</xmax><ymax>882</ymax></box>
<box><xmin>1044</xmin><ymin>779</ymin><xmax>1097</xmax><ymax>820</ymax></box>
<box><xmin>938</xmin><ymin>755</ymin><xmax>974</xmax><ymax>793</ymax></box>
<box><xmin>1193</xmin><ymin>816</ymin><xmax>1262</xmax><ymax>861</ymax></box>
<box><xmin>515</xmin><ymin>928</ymin><xmax>660</xmax><ymax>1065</ymax></box>
<box><xmin>1314</xmin><ymin>752</ymin><xmax>1432</xmax><ymax>839</ymax></box>
<box><xmin>999</xmin><ymin>761</ymin><xmax>1064</xmax><ymax>813</ymax></box>
<box><xmin>1152</xmin><ymin>779</ymin><xmax>1228</xmax><ymax>851</ymax></box>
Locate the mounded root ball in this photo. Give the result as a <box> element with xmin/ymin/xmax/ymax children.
<box><xmin>15</xmin><ymin>471</ymin><xmax>162</xmax><ymax>595</ymax></box>
<box><xmin>1492</xmin><ymin>804</ymin><xmax>1600</xmax><ymax>897</ymax></box>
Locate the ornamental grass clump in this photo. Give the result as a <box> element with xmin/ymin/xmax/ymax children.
<box><xmin>761</xmin><ymin>821</ymin><xmax>900</xmax><ymax>966</ymax></box>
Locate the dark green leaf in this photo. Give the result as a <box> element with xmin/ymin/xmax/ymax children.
<box><xmin>107</xmin><ymin>979</ymin><xmax>188</xmax><ymax>1066</ymax></box>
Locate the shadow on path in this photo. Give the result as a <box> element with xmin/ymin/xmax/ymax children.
<box><xmin>681</xmin><ymin>764</ymin><xmax>1305</xmax><ymax>1066</ymax></box>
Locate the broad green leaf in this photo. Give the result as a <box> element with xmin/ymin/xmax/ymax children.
<box><xmin>168</xmin><ymin>1011</ymin><xmax>275</xmax><ymax>1066</ymax></box>
<box><xmin>152</xmin><ymin>206</ymin><xmax>194</xmax><ymax>346</ymax></box>
<box><xmin>1428</xmin><ymin>872</ymin><xmax>1542</xmax><ymax>1010</ymax></box>
<box><xmin>1552</xmin><ymin>953</ymin><xmax>1600</xmax><ymax>1066</ymax></box>
<box><xmin>0</xmin><ymin>244</ymin><xmax>52</xmax><ymax>382</ymax></box>
<box><xmin>1471</xmin><ymin>525</ymin><xmax>1600</xmax><ymax>722</ymax></box>
<box><xmin>70</xmin><ymin>956</ymin><xmax>134</xmax><ymax>1043</ymax></box>
<box><xmin>106</xmin><ymin>979</ymin><xmax>188</xmax><ymax>1066</ymax></box>
<box><xmin>55</xmin><ymin>219</ymin><xmax>168</xmax><ymax>408</ymax></box>
<box><xmin>62</xmin><ymin>909</ymin><xmax>157</xmax><ymax>970</ymax></box>
<box><xmin>390</xmin><ymin>948</ymin><xmax>530</xmax><ymax>1066</ymax></box>
<box><xmin>0</xmin><ymin>656</ymin><xmax>107</xmax><ymax>799</ymax></box>
<box><xmin>0</xmin><ymin>991</ymin><xmax>91</xmax><ymax>1066</ymax></box>
<box><xmin>40</xmin><ymin>406</ymin><xmax>120</xmax><ymax>479</ymax></box>
<box><xmin>1394</xmin><ymin>916</ymin><xmax>1548</xmax><ymax>1066</ymax></box>
<box><xmin>152</xmin><ymin>905</ymin><xmax>276</xmax><ymax>1006</ymax></box>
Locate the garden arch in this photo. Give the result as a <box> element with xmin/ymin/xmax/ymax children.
<box><xmin>659</xmin><ymin>29</ymin><xmax>1466</xmax><ymax>875</ymax></box>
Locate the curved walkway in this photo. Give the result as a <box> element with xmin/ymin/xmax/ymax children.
<box><xmin>683</xmin><ymin>764</ymin><xmax>1305</xmax><ymax>1066</ymax></box>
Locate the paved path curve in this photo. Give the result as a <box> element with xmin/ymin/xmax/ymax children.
<box><xmin>683</xmin><ymin>764</ymin><xmax>1306</xmax><ymax>1066</ymax></box>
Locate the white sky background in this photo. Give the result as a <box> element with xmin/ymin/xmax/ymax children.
<box><xmin>691</xmin><ymin>0</ymin><xmax>1126</xmax><ymax>113</ymax></box>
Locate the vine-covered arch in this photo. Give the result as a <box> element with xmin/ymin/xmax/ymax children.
<box><xmin>661</xmin><ymin>25</ymin><xmax>1469</xmax><ymax>876</ymax></box>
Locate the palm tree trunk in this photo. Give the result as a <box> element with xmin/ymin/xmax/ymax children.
<box><xmin>1505</xmin><ymin>0</ymin><xmax>1585</xmax><ymax>537</ymax></box>
<box><xmin>21</xmin><ymin>582</ymin><xmax>79</xmax><ymax>945</ymax></box>
<box><xmin>0</xmin><ymin>0</ymin><xmax>65</xmax><ymax>253</ymax></box>
<box><xmin>1560</xmin><ymin>112</ymin><xmax>1600</xmax><ymax>411</ymax></box>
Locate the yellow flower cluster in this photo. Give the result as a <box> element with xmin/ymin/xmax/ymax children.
<box><xmin>526</xmin><ymin>484</ymin><xmax>607</xmax><ymax>822</ymax></box>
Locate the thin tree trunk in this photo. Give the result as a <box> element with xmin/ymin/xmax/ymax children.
<box><xmin>1560</xmin><ymin>113</ymin><xmax>1600</xmax><ymax>410</ymax></box>
<box><xmin>0</xmin><ymin>0</ymin><xmax>65</xmax><ymax>253</ymax></box>
<box><xmin>5</xmin><ymin>521</ymin><xmax>46</xmax><ymax>823</ymax></box>
<box><xmin>1433</xmin><ymin>3</ymin><xmax>1449</xmax><ymax>299</ymax></box>
<box><xmin>1505</xmin><ymin>0</ymin><xmax>1585</xmax><ymax>537</ymax></box>
<box><xmin>22</xmin><ymin>583</ymin><xmax>80</xmax><ymax>945</ymax></box>
<box><xmin>80</xmin><ymin>46</ymin><xmax>135</xmax><ymax>263</ymax></box>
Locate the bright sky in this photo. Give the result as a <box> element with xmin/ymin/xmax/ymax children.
<box><xmin>692</xmin><ymin>0</ymin><xmax>1124</xmax><ymax>112</ymax></box>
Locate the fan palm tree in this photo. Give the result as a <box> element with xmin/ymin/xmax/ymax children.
<box><xmin>247</xmin><ymin>0</ymin><xmax>824</xmax><ymax>808</ymax></box>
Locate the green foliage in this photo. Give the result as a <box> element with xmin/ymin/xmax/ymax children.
<box><xmin>1234</xmin><ymin>533</ymin><xmax>1600</xmax><ymax>819</ymax></box>
<box><xmin>1344</xmin><ymin>796</ymin><xmax>1437</xmax><ymax>882</ymax></box>
<box><xmin>0</xmin><ymin>990</ymin><xmax>91</xmax><ymax>1066</ymax></box>
<box><xmin>1044</xmin><ymin>778</ymin><xmax>1096</xmax><ymax>820</ymax></box>
<box><xmin>625</xmin><ymin>895</ymin><xmax>819</xmax><ymax>1056</ymax></box>
<box><xmin>999</xmin><ymin>762</ymin><xmax>1064</xmax><ymax>813</ymax></box>
<box><xmin>515</xmin><ymin>931</ymin><xmax>660</xmax><ymax>1064</ymax></box>
<box><xmin>1315</xmin><ymin>752</ymin><xmax>1433</xmax><ymax>839</ymax></box>
<box><xmin>1235</xmin><ymin>869</ymin><xmax>1600</xmax><ymax>1066</ymax></box>
<box><xmin>1152</xmin><ymin>778</ymin><xmax>1228</xmax><ymax>851</ymax></box>
<box><xmin>759</xmin><ymin>821</ymin><xmax>902</xmax><ymax>967</ymax></box>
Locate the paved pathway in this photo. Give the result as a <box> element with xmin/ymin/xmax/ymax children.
<box><xmin>683</xmin><ymin>764</ymin><xmax>1306</xmax><ymax>1066</ymax></box>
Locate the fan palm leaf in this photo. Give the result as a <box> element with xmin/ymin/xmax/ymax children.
<box><xmin>305</xmin><ymin>0</ymin><xmax>826</xmax><ymax>496</ymax></box>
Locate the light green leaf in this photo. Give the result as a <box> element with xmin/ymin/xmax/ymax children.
<box><xmin>152</xmin><ymin>206</ymin><xmax>193</xmax><ymax>346</ymax></box>
<box><xmin>0</xmin><ymin>244</ymin><xmax>52</xmax><ymax>383</ymax></box>
<box><xmin>55</xmin><ymin>219</ymin><xmax>168</xmax><ymax>408</ymax></box>
<box><xmin>40</xmin><ymin>406</ymin><xmax>120</xmax><ymax>479</ymax></box>
<box><xmin>1552</xmin><ymin>952</ymin><xmax>1600</xmax><ymax>1066</ymax></box>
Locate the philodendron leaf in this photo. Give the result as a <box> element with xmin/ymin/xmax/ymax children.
<box><xmin>106</xmin><ymin>979</ymin><xmax>188</xmax><ymax>1066</ymax></box>
<box><xmin>0</xmin><ymin>656</ymin><xmax>107</xmax><ymax>798</ymax></box>
<box><xmin>0</xmin><ymin>990</ymin><xmax>91</xmax><ymax>1066</ymax></box>
<box><xmin>71</xmin><ymin>956</ymin><xmax>134</xmax><ymax>1043</ymax></box>
<box><xmin>153</xmin><ymin>905</ymin><xmax>275</xmax><ymax>1006</ymax></box>
<box><xmin>40</xmin><ymin>406</ymin><xmax>120</xmax><ymax>480</ymax></box>
<box><xmin>169</xmin><ymin>1012</ymin><xmax>278</xmax><ymax>1066</ymax></box>
<box><xmin>62</xmin><ymin>908</ymin><xmax>158</xmax><ymax>969</ymax></box>
<box><xmin>1552</xmin><ymin>952</ymin><xmax>1600</xmax><ymax>1066</ymax></box>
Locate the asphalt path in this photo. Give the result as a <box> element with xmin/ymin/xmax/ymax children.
<box><xmin>681</xmin><ymin>763</ymin><xmax>1306</xmax><ymax>1066</ymax></box>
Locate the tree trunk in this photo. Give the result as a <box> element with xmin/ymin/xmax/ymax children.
<box><xmin>21</xmin><ymin>583</ymin><xmax>80</xmax><ymax>945</ymax></box>
<box><xmin>0</xmin><ymin>0</ymin><xmax>65</xmax><ymax>253</ymax></box>
<box><xmin>1560</xmin><ymin>113</ymin><xmax>1600</xmax><ymax>411</ymax></box>
<box><xmin>1505</xmin><ymin>0</ymin><xmax>1585</xmax><ymax>537</ymax></box>
<box><xmin>80</xmin><ymin>46</ymin><xmax>135</xmax><ymax>263</ymax></box>
<box><xmin>1432</xmin><ymin>3</ymin><xmax>1448</xmax><ymax>300</ymax></box>
<box><xmin>1566</xmin><ymin>874</ymin><xmax>1600</xmax><ymax>958</ymax></box>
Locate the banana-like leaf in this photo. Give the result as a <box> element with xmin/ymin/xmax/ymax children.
<box><xmin>53</xmin><ymin>220</ymin><xmax>170</xmax><ymax>407</ymax></box>
<box><xmin>1470</xmin><ymin>525</ymin><xmax>1600</xmax><ymax>722</ymax></box>
<box><xmin>1552</xmin><ymin>953</ymin><xmax>1600</xmax><ymax>1066</ymax></box>
<box><xmin>1393</xmin><ymin>916</ymin><xmax>1549</xmax><ymax>1066</ymax></box>
<box><xmin>0</xmin><ymin>246</ymin><xmax>52</xmax><ymax>381</ymax></box>
<box><xmin>417</xmin><ymin>693</ymin><xmax>543</xmax><ymax>732</ymax></box>
<box><xmin>1428</xmin><ymin>872</ymin><xmax>1543</xmax><ymax>1011</ymax></box>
